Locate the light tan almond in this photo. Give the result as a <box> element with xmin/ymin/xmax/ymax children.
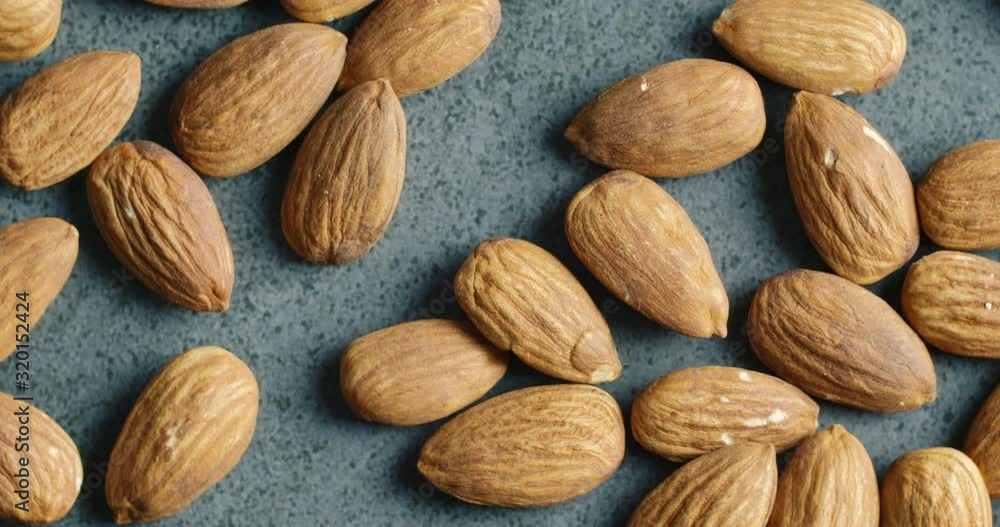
<box><xmin>281</xmin><ymin>0</ymin><xmax>374</xmax><ymax>22</ymax></box>
<box><xmin>565</xmin><ymin>170</ymin><xmax>729</xmax><ymax>338</ymax></box>
<box><xmin>0</xmin><ymin>0</ymin><xmax>61</xmax><ymax>62</ymax></box>
<box><xmin>143</xmin><ymin>0</ymin><xmax>247</xmax><ymax>7</ymax></box>
<box><xmin>965</xmin><ymin>384</ymin><xmax>1000</xmax><ymax>498</ymax></box>
<box><xmin>880</xmin><ymin>447</ymin><xmax>992</xmax><ymax>527</ymax></box>
<box><xmin>917</xmin><ymin>140</ymin><xmax>1000</xmax><ymax>250</ymax></box>
<box><xmin>418</xmin><ymin>384</ymin><xmax>624</xmax><ymax>507</ymax></box>
<box><xmin>455</xmin><ymin>238</ymin><xmax>620</xmax><ymax>384</ymax></box>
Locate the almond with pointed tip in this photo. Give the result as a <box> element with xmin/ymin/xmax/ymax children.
<box><xmin>965</xmin><ymin>384</ymin><xmax>1000</xmax><ymax>498</ymax></box>
<box><xmin>281</xmin><ymin>0</ymin><xmax>374</xmax><ymax>22</ymax></box>
<box><xmin>917</xmin><ymin>140</ymin><xmax>1000</xmax><ymax>250</ymax></box>
<box><xmin>880</xmin><ymin>447</ymin><xmax>992</xmax><ymax>527</ymax></box>
<box><xmin>0</xmin><ymin>0</ymin><xmax>61</xmax><ymax>62</ymax></box>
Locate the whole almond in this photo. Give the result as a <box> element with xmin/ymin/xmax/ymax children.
<box><xmin>143</xmin><ymin>0</ymin><xmax>248</xmax><ymax>7</ymax></box>
<box><xmin>455</xmin><ymin>238</ymin><xmax>621</xmax><ymax>384</ymax></box>
<box><xmin>282</xmin><ymin>79</ymin><xmax>406</xmax><ymax>265</ymax></box>
<box><xmin>965</xmin><ymin>384</ymin><xmax>1000</xmax><ymax>498</ymax></box>
<box><xmin>171</xmin><ymin>24</ymin><xmax>347</xmax><ymax>178</ymax></box>
<box><xmin>917</xmin><ymin>140</ymin><xmax>1000</xmax><ymax>250</ymax></box>
<box><xmin>565</xmin><ymin>170</ymin><xmax>729</xmax><ymax>338</ymax></box>
<box><xmin>767</xmin><ymin>425</ymin><xmax>879</xmax><ymax>527</ymax></box>
<box><xmin>880</xmin><ymin>447</ymin><xmax>992</xmax><ymax>527</ymax></box>
<box><xmin>901</xmin><ymin>251</ymin><xmax>1000</xmax><ymax>358</ymax></box>
<box><xmin>748</xmin><ymin>269</ymin><xmax>936</xmax><ymax>412</ymax></box>
<box><xmin>785</xmin><ymin>91</ymin><xmax>919</xmax><ymax>284</ymax></box>
<box><xmin>0</xmin><ymin>393</ymin><xmax>82</xmax><ymax>524</ymax></box>
<box><xmin>0</xmin><ymin>51</ymin><xmax>141</xmax><ymax>190</ymax></box>
<box><xmin>106</xmin><ymin>346</ymin><xmax>258</xmax><ymax>524</ymax></box>
<box><xmin>0</xmin><ymin>0</ymin><xmax>61</xmax><ymax>62</ymax></box>
<box><xmin>281</xmin><ymin>0</ymin><xmax>374</xmax><ymax>22</ymax></box>
<box><xmin>338</xmin><ymin>0</ymin><xmax>502</xmax><ymax>97</ymax></box>
<box><xmin>418</xmin><ymin>384</ymin><xmax>624</xmax><ymax>507</ymax></box>
<box><xmin>565</xmin><ymin>59</ymin><xmax>766</xmax><ymax>178</ymax></box>
<box><xmin>631</xmin><ymin>366</ymin><xmax>818</xmax><ymax>461</ymax></box>
<box><xmin>340</xmin><ymin>319</ymin><xmax>508</xmax><ymax>426</ymax></box>
<box><xmin>0</xmin><ymin>217</ymin><xmax>78</xmax><ymax>361</ymax></box>
<box><xmin>628</xmin><ymin>443</ymin><xmax>777</xmax><ymax>527</ymax></box>
<box><xmin>87</xmin><ymin>141</ymin><xmax>235</xmax><ymax>312</ymax></box>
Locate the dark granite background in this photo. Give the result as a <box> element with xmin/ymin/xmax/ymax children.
<box><xmin>0</xmin><ymin>0</ymin><xmax>998</xmax><ymax>525</ymax></box>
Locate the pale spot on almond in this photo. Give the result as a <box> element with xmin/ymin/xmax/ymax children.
<box><xmin>738</xmin><ymin>371</ymin><xmax>751</xmax><ymax>382</ymax></box>
<box><xmin>863</xmin><ymin>126</ymin><xmax>891</xmax><ymax>152</ymax></box>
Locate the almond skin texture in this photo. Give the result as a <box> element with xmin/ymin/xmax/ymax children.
<box><xmin>785</xmin><ymin>91</ymin><xmax>919</xmax><ymax>284</ymax></box>
<box><xmin>0</xmin><ymin>0</ymin><xmax>61</xmax><ymax>62</ymax></box>
<box><xmin>281</xmin><ymin>0</ymin><xmax>374</xmax><ymax>22</ymax></box>
<box><xmin>87</xmin><ymin>141</ymin><xmax>235</xmax><ymax>312</ymax></box>
<box><xmin>106</xmin><ymin>346</ymin><xmax>258</xmax><ymax>524</ymax></box>
<box><xmin>901</xmin><ymin>251</ymin><xmax>1000</xmax><ymax>358</ymax></box>
<box><xmin>565</xmin><ymin>59</ymin><xmax>765</xmax><ymax>178</ymax></box>
<box><xmin>917</xmin><ymin>140</ymin><xmax>1000</xmax><ymax>250</ymax></box>
<box><xmin>565</xmin><ymin>170</ymin><xmax>729</xmax><ymax>338</ymax></box>
<box><xmin>338</xmin><ymin>0</ymin><xmax>502</xmax><ymax>97</ymax></box>
<box><xmin>631</xmin><ymin>366</ymin><xmax>818</xmax><ymax>461</ymax></box>
<box><xmin>965</xmin><ymin>384</ymin><xmax>1000</xmax><ymax>498</ymax></box>
<box><xmin>340</xmin><ymin>319</ymin><xmax>508</xmax><ymax>426</ymax></box>
<box><xmin>455</xmin><ymin>238</ymin><xmax>621</xmax><ymax>384</ymax></box>
<box><xmin>628</xmin><ymin>443</ymin><xmax>777</xmax><ymax>527</ymax></box>
<box><xmin>418</xmin><ymin>384</ymin><xmax>625</xmax><ymax>507</ymax></box>
<box><xmin>713</xmin><ymin>0</ymin><xmax>906</xmax><ymax>96</ymax></box>
<box><xmin>767</xmin><ymin>425</ymin><xmax>879</xmax><ymax>527</ymax></box>
<box><xmin>0</xmin><ymin>217</ymin><xmax>78</xmax><ymax>361</ymax></box>
<box><xmin>171</xmin><ymin>24</ymin><xmax>347</xmax><ymax>178</ymax></box>
<box><xmin>143</xmin><ymin>0</ymin><xmax>248</xmax><ymax>7</ymax></box>
<box><xmin>282</xmin><ymin>79</ymin><xmax>406</xmax><ymax>265</ymax></box>
<box><xmin>880</xmin><ymin>447</ymin><xmax>992</xmax><ymax>527</ymax></box>
<box><xmin>748</xmin><ymin>269</ymin><xmax>936</xmax><ymax>412</ymax></box>
<box><xmin>0</xmin><ymin>393</ymin><xmax>82</xmax><ymax>524</ymax></box>
<box><xmin>0</xmin><ymin>51</ymin><xmax>141</xmax><ymax>190</ymax></box>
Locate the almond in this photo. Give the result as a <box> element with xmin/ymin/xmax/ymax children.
<box><xmin>628</xmin><ymin>443</ymin><xmax>777</xmax><ymax>527</ymax></box>
<box><xmin>87</xmin><ymin>141</ymin><xmax>235</xmax><ymax>312</ymax></box>
<box><xmin>0</xmin><ymin>51</ymin><xmax>141</xmax><ymax>190</ymax></box>
<box><xmin>767</xmin><ymin>425</ymin><xmax>879</xmax><ymax>527</ymax></box>
<box><xmin>171</xmin><ymin>23</ymin><xmax>347</xmax><ymax>178</ymax></box>
<box><xmin>143</xmin><ymin>0</ymin><xmax>248</xmax><ymax>7</ymax></box>
<box><xmin>338</xmin><ymin>0</ymin><xmax>502</xmax><ymax>97</ymax></box>
<box><xmin>965</xmin><ymin>384</ymin><xmax>1000</xmax><ymax>498</ymax></box>
<box><xmin>0</xmin><ymin>0</ymin><xmax>61</xmax><ymax>62</ymax></box>
<box><xmin>340</xmin><ymin>319</ymin><xmax>508</xmax><ymax>426</ymax></box>
<box><xmin>712</xmin><ymin>0</ymin><xmax>906</xmax><ymax>95</ymax></box>
<box><xmin>281</xmin><ymin>79</ymin><xmax>406</xmax><ymax>265</ymax></box>
<box><xmin>917</xmin><ymin>139</ymin><xmax>1000</xmax><ymax>250</ymax></box>
<box><xmin>565</xmin><ymin>59</ymin><xmax>766</xmax><ymax>178</ymax></box>
<box><xmin>631</xmin><ymin>366</ymin><xmax>818</xmax><ymax>461</ymax></box>
<box><xmin>748</xmin><ymin>269</ymin><xmax>936</xmax><ymax>412</ymax></box>
<box><xmin>455</xmin><ymin>238</ymin><xmax>621</xmax><ymax>384</ymax></box>
<box><xmin>418</xmin><ymin>384</ymin><xmax>624</xmax><ymax>507</ymax></box>
<box><xmin>565</xmin><ymin>170</ymin><xmax>729</xmax><ymax>338</ymax></box>
<box><xmin>901</xmin><ymin>251</ymin><xmax>1000</xmax><ymax>358</ymax></box>
<box><xmin>281</xmin><ymin>0</ymin><xmax>374</xmax><ymax>22</ymax></box>
<box><xmin>0</xmin><ymin>217</ymin><xmax>78</xmax><ymax>361</ymax></box>
<box><xmin>880</xmin><ymin>447</ymin><xmax>992</xmax><ymax>527</ymax></box>
<box><xmin>106</xmin><ymin>346</ymin><xmax>258</xmax><ymax>524</ymax></box>
<box><xmin>784</xmin><ymin>91</ymin><xmax>919</xmax><ymax>284</ymax></box>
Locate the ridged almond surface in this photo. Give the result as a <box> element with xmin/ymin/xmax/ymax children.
<box><xmin>418</xmin><ymin>384</ymin><xmax>624</xmax><ymax>507</ymax></box>
<box><xmin>143</xmin><ymin>0</ymin><xmax>248</xmax><ymax>7</ymax></box>
<box><xmin>880</xmin><ymin>447</ymin><xmax>992</xmax><ymax>527</ymax></box>
<box><xmin>171</xmin><ymin>23</ymin><xmax>347</xmax><ymax>178</ymax></box>
<box><xmin>785</xmin><ymin>91</ymin><xmax>919</xmax><ymax>284</ymax></box>
<box><xmin>281</xmin><ymin>0</ymin><xmax>374</xmax><ymax>22</ymax></box>
<box><xmin>631</xmin><ymin>366</ymin><xmax>818</xmax><ymax>461</ymax></box>
<box><xmin>87</xmin><ymin>141</ymin><xmax>235</xmax><ymax>312</ymax></box>
<box><xmin>767</xmin><ymin>425</ymin><xmax>879</xmax><ymax>527</ymax></box>
<box><xmin>628</xmin><ymin>443</ymin><xmax>777</xmax><ymax>527</ymax></box>
<box><xmin>455</xmin><ymin>238</ymin><xmax>621</xmax><ymax>384</ymax></box>
<box><xmin>0</xmin><ymin>51</ymin><xmax>141</xmax><ymax>190</ymax></box>
<box><xmin>340</xmin><ymin>319</ymin><xmax>508</xmax><ymax>426</ymax></box>
<box><xmin>901</xmin><ymin>251</ymin><xmax>1000</xmax><ymax>358</ymax></box>
<box><xmin>565</xmin><ymin>59</ymin><xmax>765</xmax><ymax>178</ymax></box>
<box><xmin>917</xmin><ymin>140</ymin><xmax>1000</xmax><ymax>250</ymax></box>
<box><xmin>712</xmin><ymin>0</ymin><xmax>906</xmax><ymax>95</ymax></box>
<box><xmin>0</xmin><ymin>217</ymin><xmax>78</xmax><ymax>361</ymax></box>
<box><xmin>748</xmin><ymin>269</ymin><xmax>936</xmax><ymax>412</ymax></box>
<box><xmin>0</xmin><ymin>0</ymin><xmax>61</xmax><ymax>62</ymax></box>
<box><xmin>106</xmin><ymin>346</ymin><xmax>259</xmax><ymax>524</ymax></box>
<box><xmin>965</xmin><ymin>384</ymin><xmax>1000</xmax><ymax>498</ymax></box>
<box><xmin>282</xmin><ymin>79</ymin><xmax>406</xmax><ymax>265</ymax></box>
<box><xmin>338</xmin><ymin>0</ymin><xmax>502</xmax><ymax>97</ymax></box>
<box><xmin>565</xmin><ymin>170</ymin><xmax>729</xmax><ymax>338</ymax></box>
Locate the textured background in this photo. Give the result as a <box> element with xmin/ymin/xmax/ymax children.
<box><xmin>1</xmin><ymin>0</ymin><xmax>998</xmax><ymax>525</ymax></box>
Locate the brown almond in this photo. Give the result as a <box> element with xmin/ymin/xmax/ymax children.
<box><xmin>418</xmin><ymin>384</ymin><xmax>624</xmax><ymax>507</ymax></box>
<box><xmin>965</xmin><ymin>384</ymin><xmax>1000</xmax><ymax>498</ymax></box>
<box><xmin>917</xmin><ymin>139</ymin><xmax>1000</xmax><ymax>250</ymax></box>
<box><xmin>0</xmin><ymin>51</ymin><xmax>141</xmax><ymax>190</ymax></box>
<box><xmin>281</xmin><ymin>0</ymin><xmax>374</xmax><ymax>22</ymax></box>
<box><xmin>0</xmin><ymin>0</ymin><xmax>61</xmax><ymax>62</ymax></box>
<box><xmin>784</xmin><ymin>91</ymin><xmax>919</xmax><ymax>284</ymax></box>
<box><xmin>143</xmin><ymin>0</ymin><xmax>248</xmax><ymax>7</ymax></box>
<box><xmin>340</xmin><ymin>319</ymin><xmax>508</xmax><ymax>426</ymax></box>
<box><xmin>455</xmin><ymin>238</ymin><xmax>621</xmax><ymax>384</ymax></box>
<box><xmin>171</xmin><ymin>23</ymin><xmax>347</xmax><ymax>178</ymax></box>
<box><xmin>565</xmin><ymin>58</ymin><xmax>766</xmax><ymax>178</ymax></box>
<box><xmin>565</xmin><ymin>170</ymin><xmax>729</xmax><ymax>338</ymax></box>
<box><xmin>880</xmin><ymin>447</ymin><xmax>992</xmax><ymax>527</ymax></box>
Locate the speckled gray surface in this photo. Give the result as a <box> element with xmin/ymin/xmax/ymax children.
<box><xmin>1</xmin><ymin>0</ymin><xmax>998</xmax><ymax>525</ymax></box>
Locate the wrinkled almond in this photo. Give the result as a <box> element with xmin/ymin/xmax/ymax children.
<box><xmin>0</xmin><ymin>0</ymin><xmax>61</xmax><ymax>62</ymax></box>
<box><xmin>965</xmin><ymin>384</ymin><xmax>1000</xmax><ymax>498</ymax></box>
<box><xmin>880</xmin><ymin>447</ymin><xmax>992</xmax><ymax>527</ymax></box>
<box><xmin>917</xmin><ymin>139</ymin><xmax>1000</xmax><ymax>250</ymax></box>
<box><xmin>281</xmin><ymin>0</ymin><xmax>374</xmax><ymax>22</ymax></box>
<box><xmin>143</xmin><ymin>0</ymin><xmax>248</xmax><ymax>7</ymax></box>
